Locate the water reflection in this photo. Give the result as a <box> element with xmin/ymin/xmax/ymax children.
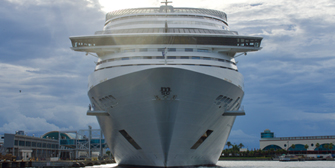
<box><xmin>82</xmin><ymin>161</ymin><xmax>335</xmax><ymax>168</ymax></box>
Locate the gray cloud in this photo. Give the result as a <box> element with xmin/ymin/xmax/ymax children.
<box><xmin>0</xmin><ymin>0</ymin><xmax>334</xmax><ymax>149</ymax></box>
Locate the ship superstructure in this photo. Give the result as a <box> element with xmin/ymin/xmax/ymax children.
<box><xmin>70</xmin><ymin>4</ymin><xmax>262</xmax><ymax>167</ymax></box>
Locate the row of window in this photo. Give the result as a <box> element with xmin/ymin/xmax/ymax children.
<box><xmin>14</xmin><ymin>140</ymin><xmax>58</xmax><ymax>149</ymax></box>
<box><xmin>96</xmin><ymin>55</ymin><xmax>236</xmax><ymax>66</ymax></box>
<box><xmin>72</xmin><ymin>36</ymin><xmax>262</xmax><ymax>49</ymax></box>
<box><xmin>106</xmin><ymin>14</ymin><xmax>227</xmax><ymax>26</ymax></box>
<box><xmin>95</xmin><ymin>63</ymin><xmax>237</xmax><ymax>72</ymax></box>
<box><xmin>95</xmin><ymin>28</ymin><xmax>237</xmax><ymax>35</ymax></box>
<box><xmin>106</xmin><ymin>20</ymin><xmax>228</xmax><ymax>30</ymax></box>
<box><xmin>279</xmin><ymin>136</ymin><xmax>335</xmax><ymax>140</ymax></box>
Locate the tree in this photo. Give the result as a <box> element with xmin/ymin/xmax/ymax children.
<box><xmin>238</xmin><ymin>143</ymin><xmax>244</xmax><ymax>149</ymax></box>
<box><xmin>226</xmin><ymin>141</ymin><xmax>232</xmax><ymax>149</ymax></box>
<box><xmin>316</xmin><ymin>143</ymin><xmax>320</xmax><ymax>154</ymax></box>
<box><xmin>324</xmin><ymin>144</ymin><xmax>329</xmax><ymax>154</ymax></box>
<box><xmin>290</xmin><ymin>144</ymin><xmax>295</xmax><ymax>154</ymax></box>
<box><xmin>329</xmin><ymin>143</ymin><xmax>333</xmax><ymax>154</ymax></box>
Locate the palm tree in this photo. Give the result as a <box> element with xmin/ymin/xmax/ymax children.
<box><xmin>304</xmin><ymin>144</ymin><xmax>309</xmax><ymax>154</ymax></box>
<box><xmin>316</xmin><ymin>143</ymin><xmax>320</xmax><ymax>154</ymax></box>
<box><xmin>290</xmin><ymin>144</ymin><xmax>295</xmax><ymax>154</ymax></box>
<box><xmin>324</xmin><ymin>144</ymin><xmax>329</xmax><ymax>154</ymax></box>
<box><xmin>238</xmin><ymin>143</ymin><xmax>244</xmax><ymax>149</ymax></box>
<box><xmin>329</xmin><ymin>143</ymin><xmax>333</xmax><ymax>154</ymax></box>
<box><xmin>226</xmin><ymin>141</ymin><xmax>232</xmax><ymax>149</ymax></box>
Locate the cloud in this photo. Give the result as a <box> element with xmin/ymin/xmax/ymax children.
<box><xmin>0</xmin><ymin>0</ymin><xmax>334</xmax><ymax>149</ymax></box>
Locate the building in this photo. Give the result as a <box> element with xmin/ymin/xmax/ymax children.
<box><xmin>3</xmin><ymin>132</ymin><xmax>59</xmax><ymax>160</ymax></box>
<box><xmin>260</xmin><ymin>129</ymin><xmax>335</xmax><ymax>154</ymax></box>
<box><xmin>2</xmin><ymin>128</ymin><xmax>108</xmax><ymax>160</ymax></box>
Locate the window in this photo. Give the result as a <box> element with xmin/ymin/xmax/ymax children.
<box><xmin>203</xmin><ymin>57</ymin><xmax>211</xmax><ymax>60</ymax></box>
<box><xmin>37</xmin><ymin>143</ymin><xmax>41</xmax><ymax>147</ymax></box>
<box><xmin>191</xmin><ymin>56</ymin><xmax>200</xmax><ymax>59</ymax></box>
<box><xmin>43</xmin><ymin>143</ymin><xmax>46</xmax><ymax>148</ymax></box>
<box><xmin>15</xmin><ymin>140</ymin><xmax>18</xmax><ymax>146</ymax></box>
<box><xmin>123</xmin><ymin>49</ymin><xmax>135</xmax><ymax>52</ymax></box>
<box><xmin>167</xmin><ymin>56</ymin><xmax>176</xmax><ymax>59</ymax></box>
<box><xmin>158</xmin><ymin>48</ymin><xmax>165</xmax><ymax>52</ymax></box>
<box><xmin>26</xmin><ymin>141</ymin><xmax>31</xmax><ymax>147</ymax></box>
<box><xmin>185</xmin><ymin>48</ymin><xmax>193</xmax><ymax>52</ymax></box>
<box><xmin>32</xmin><ymin>142</ymin><xmax>36</xmax><ymax>147</ymax></box>
<box><xmin>197</xmin><ymin>49</ymin><xmax>208</xmax><ymax>52</ymax></box>
<box><xmin>143</xmin><ymin>56</ymin><xmax>152</xmax><ymax>59</ymax></box>
<box><xmin>121</xmin><ymin>57</ymin><xmax>130</xmax><ymax>60</ymax></box>
<box><xmin>180</xmin><ymin>56</ymin><xmax>189</xmax><ymax>59</ymax></box>
<box><xmin>139</xmin><ymin>48</ymin><xmax>148</xmax><ymax>52</ymax></box>
<box><xmin>19</xmin><ymin>141</ymin><xmax>25</xmax><ymax>146</ymax></box>
<box><xmin>168</xmin><ymin>48</ymin><xmax>176</xmax><ymax>52</ymax></box>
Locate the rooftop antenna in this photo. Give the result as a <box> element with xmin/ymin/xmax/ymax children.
<box><xmin>161</xmin><ymin>0</ymin><xmax>173</xmax><ymax>13</ymax></box>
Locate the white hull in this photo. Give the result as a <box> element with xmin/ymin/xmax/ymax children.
<box><xmin>69</xmin><ymin>5</ymin><xmax>262</xmax><ymax>167</ymax></box>
<box><xmin>88</xmin><ymin>66</ymin><xmax>243</xmax><ymax>167</ymax></box>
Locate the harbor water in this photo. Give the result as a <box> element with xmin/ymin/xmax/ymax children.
<box><xmin>82</xmin><ymin>161</ymin><xmax>335</xmax><ymax>168</ymax></box>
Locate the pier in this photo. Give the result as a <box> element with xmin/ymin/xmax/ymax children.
<box><xmin>0</xmin><ymin>159</ymin><xmax>115</xmax><ymax>168</ymax></box>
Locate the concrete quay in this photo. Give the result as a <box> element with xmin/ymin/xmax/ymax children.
<box><xmin>0</xmin><ymin>159</ymin><xmax>115</xmax><ymax>167</ymax></box>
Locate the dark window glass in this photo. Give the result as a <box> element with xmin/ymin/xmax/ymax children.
<box><xmin>203</xmin><ymin>57</ymin><xmax>211</xmax><ymax>60</ymax></box>
<box><xmin>26</xmin><ymin>141</ymin><xmax>31</xmax><ymax>146</ymax></box>
<box><xmin>158</xmin><ymin>48</ymin><xmax>165</xmax><ymax>52</ymax></box>
<box><xmin>168</xmin><ymin>48</ymin><xmax>176</xmax><ymax>52</ymax></box>
<box><xmin>43</xmin><ymin>143</ymin><xmax>46</xmax><ymax>148</ymax></box>
<box><xmin>32</xmin><ymin>142</ymin><xmax>36</xmax><ymax>147</ymax></box>
<box><xmin>191</xmin><ymin>56</ymin><xmax>200</xmax><ymax>59</ymax></box>
<box><xmin>167</xmin><ymin>56</ymin><xmax>176</xmax><ymax>59</ymax></box>
<box><xmin>121</xmin><ymin>57</ymin><xmax>130</xmax><ymax>60</ymax></box>
<box><xmin>19</xmin><ymin>141</ymin><xmax>25</xmax><ymax>146</ymax></box>
<box><xmin>185</xmin><ymin>48</ymin><xmax>193</xmax><ymax>52</ymax></box>
<box><xmin>15</xmin><ymin>140</ymin><xmax>18</xmax><ymax>146</ymax></box>
<box><xmin>180</xmin><ymin>56</ymin><xmax>189</xmax><ymax>59</ymax></box>
<box><xmin>37</xmin><ymin>143</ymin><xmax>41</xmax><ymax>147</ymax></box>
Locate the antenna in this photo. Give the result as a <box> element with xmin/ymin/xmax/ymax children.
<box><xmin>161</xmin><ymin>0</ymin><xmax>172</xmax><ymax>7</ymax></box>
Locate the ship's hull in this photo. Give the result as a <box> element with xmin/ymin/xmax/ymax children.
<box><xmin>88</xmin><ymin>66</ymin><xmax>243</xmax><ymax>167</ymax></box>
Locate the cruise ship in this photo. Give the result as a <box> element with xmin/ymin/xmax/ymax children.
<box><xmin>70</xmin><ymin>3</ymin><xmax>262</xmax><ymax>167</ymax></box>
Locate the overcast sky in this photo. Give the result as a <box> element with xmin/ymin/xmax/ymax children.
<box><xmin>0</xmin><ymin>0</ymin><xmax>334</xmax><ymax>149</ymax></box>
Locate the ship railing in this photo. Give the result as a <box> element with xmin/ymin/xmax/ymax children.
<box><xmin>94</xmin><ymin>28</ymin><xmax>238</xmax><ymax>35</ymax></box>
